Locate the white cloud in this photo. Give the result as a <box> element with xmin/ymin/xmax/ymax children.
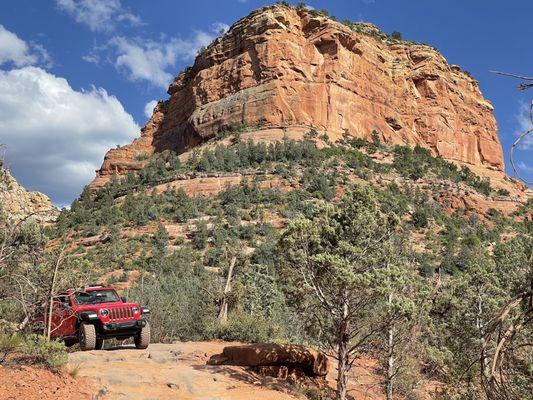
<box><xmin>55</xmin><ymin>0</ymin><xmax>142</xmax><ymax>33</ymax></box>
<box><xmin>517</xmin><ymin>161</ymin><xmax>533</xmax><ymax>174</ymax></box>
<box><xmin>515</xmin><ymin>100</ymin><xmax>533</xmax><ymax>149</ymax></box>
<box><xmin>144</xmin><ymin>100</ymin><xmax>158</xmax><ymax>119</ymax></box>
<box><xmin>0</xmin><ymin>66</ymin><xmax>139</xmax><ymax>206</ymax></box>
<box><xmin>82</xmin><ymin>53</ymin><xmax>100</xmax><ymax>65</ymax></box>
<box><xmin>108</xmin><ymin>23</ymin><xmax>226</xmax><ymax>88</ymax></box>
<box><xmin>0</xmin><ymin>25</ymin><xmax>50</xmax><ymax>67</ymax></box>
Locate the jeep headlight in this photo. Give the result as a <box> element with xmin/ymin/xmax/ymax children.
<box><xmin>132</xmin><ymin>307</ymin><xmax>139</xmax><ymax>314</ymax></box>
<box><xmin>100</xmin><ymin>309</ymin><xmax>109</xmax><ymax>317</ymax></box>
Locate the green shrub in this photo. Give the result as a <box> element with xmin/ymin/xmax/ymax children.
<box><xmin>130</xmin><ymin>267</ymin><xmax>217</xmax><ymax>342</ymax></box>
<box><xmin>412</xmin><ymin>207</ymin><xmax>430</xmax><ymax>228</ymax></box>
<box><xmin>135</xmin><ymin>151</ymin><xmax>150</xmax><ymax>161</ymax></box>
<box><xmin>297</xmin><ymin>386</ymin><xmax>333</xmax><ymax>400</ymax></box>
<box><xmin>191</xmin><ymin>220</ymin><xmax>209</xmax><ymax>250</ymax></box>
<box><xmin>0</xmin><ymin>332</ymin><xmax>23</xmax><ymax>364</ymax></box>
<box><xmin>22</xmin><ymin>335</ymin><xmax>68</xmax><ymax>370</ymax></box>
<box><xmin>497</xmin><ymin>188</ymin><xmax>510</xmax><ymax>196</ymax></box>
<box><xmin>208</xmin><ymin>311</ymin><xmax>280</xmax><ymax>343</ymax></box>
<box><xmin>391</xmin><ymin>31</ymin><xmax>403</xmax><ymax>40</ymax></box>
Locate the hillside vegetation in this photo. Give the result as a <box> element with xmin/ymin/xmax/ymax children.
<box><xmin>2</xmin><ymin>129</ymin><xmax>530</xmax><ymax>399</ymax></box>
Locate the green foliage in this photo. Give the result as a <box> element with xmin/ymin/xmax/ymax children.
<box><xmin>412</xmin><ymin>207</ymin><xmax>430</xmax><ymax>228</ymax></box>
<box><xmin>188</xmin><ymin>138</ymin><xmax>321</xmax><ymax>173</ymax></box>
<box><xmin>0</xmin><ymin>332</ymin><xmax>68</xmax><ymax>370</ymax></box>
<box><xmin>0</xmin><ymin>332</ymin><xmax>23</xmax><ymax>363</ymax></box>
<box><xmin>280</xmin><ymin>185</ymin><xmax>428</xmax><ymax>399</ymax></box>
<box><xmin>208</xmin><ymin>311</ymin><xmax>281</xmax><ymax>343</ymax></box>
<box><xmin>191</xmin><ymin>220</ymin><xmax>209</xmax><ymax>250</ymax></box>
<box><xmin>22</xmin><ymin>335</ymin><xmax>68</xmax><ymax>370</ymax></box>
<box><xmin>152</xmin><ymin>222</ymin><xmax>169</xmax><ymax>258</ymax></box>
<box><xmin>135</xmin><ymin>151</ymin><xmax>150</xmax><ymax>161</ymax></box>
<box><xmin>496</xmin><ymin>188</ymin><xmax>510</xmax><ymax>196</ymax></box>
<box><xmin>371</xmin><ymin>130</ymin><xmax>382</xmax><ymax>146</ymax></box>
<box><xmin>391</xmin><ymin>31</ymin><xmax>402</xmax><ymax>40</ymax></box>
<box><xmin>392</xmin><ymin>145</ymin><xmax>493</xmax><ymax>195</ymax></box>
<box><xmin>130</xmin><ymin>252</ymin><xmax>217</xmax><ymax>342</ymax></box>
<box><xmin>25</xmin><ymin>117</ymin><xmax>529</xmax><ymax>397</ymax></box>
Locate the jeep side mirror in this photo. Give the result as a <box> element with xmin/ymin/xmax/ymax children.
<box><xmin>121</xmin><ymin>296</ymin><xmax>127</xmax><ymax>303</ymax></box>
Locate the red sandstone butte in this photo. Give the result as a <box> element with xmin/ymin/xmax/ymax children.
<box><xmin>91</xmin><ymin>4</ymin><xmax>504</xmax><ymax>189</ymax></box>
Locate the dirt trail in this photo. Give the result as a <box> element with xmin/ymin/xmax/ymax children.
<box><xmin>69</xmin><ymin>342</ymin><xmax>301</xmax><ymax>400</ymax></box>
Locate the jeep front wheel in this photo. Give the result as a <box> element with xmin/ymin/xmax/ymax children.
<box><xmin>79</xmin><ymin>323</ymin><xmax>96</xmax><ymax>351</ymax></box>
<box><xmin>134</xmin><ymin>322</ymin><xmax>150</xmax><ymax>349</ymax></box>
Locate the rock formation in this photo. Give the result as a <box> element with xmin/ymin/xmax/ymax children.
<box><xmin>0</xmin><ymin>168</ymin><xmax>58</xmax><ymax>223</ymax></box>
<box><xmin>208</xmin><ymin>343</ymin><xmax>329</xmax><ymax>377</ymax></box>
<box><xmin>91</xmin><ymin>4</ymin><xmax>504</xmax><ymax>189</ymax></box>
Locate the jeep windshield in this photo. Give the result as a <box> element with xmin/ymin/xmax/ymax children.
<box><xmin>74</xmin><ymin>289</ymin><xmax>120</xmax><ymax>305</ymax></box>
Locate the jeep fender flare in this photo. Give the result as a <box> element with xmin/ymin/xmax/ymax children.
<box><xmin>79</xmin><ymin>311</ymin><xmax>99</xmax><ymax>323</ymax></box>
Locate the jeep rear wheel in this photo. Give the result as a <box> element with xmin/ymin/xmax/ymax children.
<box><xmin>134</xmin><ymin>322</ymin><xmax>150</xmax><ymax>349</ymax></box>
<box><xmin>79</xmin><ymin>323</ymin><xmax>96</xmax><ymax>351</ymax></box>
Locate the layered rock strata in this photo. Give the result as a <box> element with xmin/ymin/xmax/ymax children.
<box><xmin>91</xmin><ymin>4</ymin><xmax>504</xmax><ymax>189</ymax></box>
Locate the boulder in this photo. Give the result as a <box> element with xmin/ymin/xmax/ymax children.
<box><xmin>207</xmin><ymin>343</ymin><xmax>329</xmax><ymax>377</ymax></box>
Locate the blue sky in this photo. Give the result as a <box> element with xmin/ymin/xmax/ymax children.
<box><xmin>0</xmin><ymin>0</ymin><xmax>531</xmax><ymax>205</ymax></box>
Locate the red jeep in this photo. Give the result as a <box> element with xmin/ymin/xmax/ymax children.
<box><xmin>40</xmin><ymin>285</ymin><xmax>151</xmax><ymax>351</ymax></box>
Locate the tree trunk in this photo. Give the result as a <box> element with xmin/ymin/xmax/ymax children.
<box><xmin>336</xmin><ymin>302</ymin><xmax>349</xmax><ymax>400</ymax></box>
<box><xmin>386</xmin><ymin>322</ymin><xmax>395</xmax><ymax>400</ymax></box>
<box><xmin>477</xmin><ymin>292</ymin><xmax>489</xmax><ymax>379</ymax></box>
<box><xmin>386</xmin><ymin>292</ymin><xmax>395</xmax><ymax>400</ymax></box>
<box><xmin>217</xmin><ymin>256</ymin><xmax>236</xmax><ymax>323</ymax></box>
<box><xmin>46</xmin><ymin>248</ymin><xmax>63</xmax><ymax>340</ymax></box>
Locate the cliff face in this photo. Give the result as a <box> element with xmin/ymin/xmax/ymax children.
<box><xmin>91</xmin><ymin>5</ymin><xmax>504</xmax><ymax>189</ymax></box>
<box><xmin>0</xmin><ymin>168</ymin><xmax>58</xmax><ymax>222</ymax></box>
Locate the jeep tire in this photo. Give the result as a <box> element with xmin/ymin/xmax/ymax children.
<box><xmin>79</xmin><ymin>322</ymin><xmax>96</xmax><ymax>351</ymax></box>
<box><xmin>134</xmin><ymin>322</ymin><xmax>150</xmax><ymax>349</ymax></box>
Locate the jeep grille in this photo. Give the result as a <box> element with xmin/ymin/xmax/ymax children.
<box><xmin>109</xmin><ymin>307</ymin><xmax>133</xmax><ymax>320</ymax></box>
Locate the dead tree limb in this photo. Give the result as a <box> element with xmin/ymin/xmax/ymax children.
<box><xmin>490</xmin><ymin>70</ymin><xmax>533</xmax><ymax>90</ymax></box>
<box><xmin>491</xmin><ymin>70</ymin><xmax>533</xmax><ymax>184</ymax></box>
<box><xmin>46</xmin><ymin>246</ymin><xmax>65</xmax><ymax>340</ymax></box>
<box><xmin>217</xmin><ymin>255</ymin><xmax>237</xmax><ymax>324</ymax></box>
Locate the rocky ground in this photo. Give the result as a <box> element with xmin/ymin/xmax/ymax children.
<box><xmin>67</xmin><ymin>341</ymin><xmax>387</xmax><ymax>400</ymax></box>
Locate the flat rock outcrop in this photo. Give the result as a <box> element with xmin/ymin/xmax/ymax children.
<box><xmin>91</xmin><ymin>4</ymin><xmax>504</xmax><ymax>189</ymax></box>
<box><xmin>69</xmin><ymin>342</ymin><xmax>323</xmax><ymax>400</ymax></box>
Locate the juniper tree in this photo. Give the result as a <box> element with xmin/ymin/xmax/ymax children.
<box><xmin>280</xmin><ymin>185</ymin><xmax>423</xmax><ymax>400</ymax></box>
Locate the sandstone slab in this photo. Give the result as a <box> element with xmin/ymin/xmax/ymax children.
<box><xmin>208</xmin><ymin>343</ymin><xmax>329</xmax><ymax>377</ymax></box>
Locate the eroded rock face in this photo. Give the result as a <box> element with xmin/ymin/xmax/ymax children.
<box><xmin>0</xmin><ymin>168</ymin><xmax>58</xmax><ymax>223</ymax></box>
<box><xmin>91</xmin><ymin>4</ymin><xmax>504</xmax><ymax>188</ymax></box>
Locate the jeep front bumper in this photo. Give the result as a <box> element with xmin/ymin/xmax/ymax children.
<box><xmin>102</xmin><ymin>320</ymin><xmax>146</xmax><ymax>332</ymax></box>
